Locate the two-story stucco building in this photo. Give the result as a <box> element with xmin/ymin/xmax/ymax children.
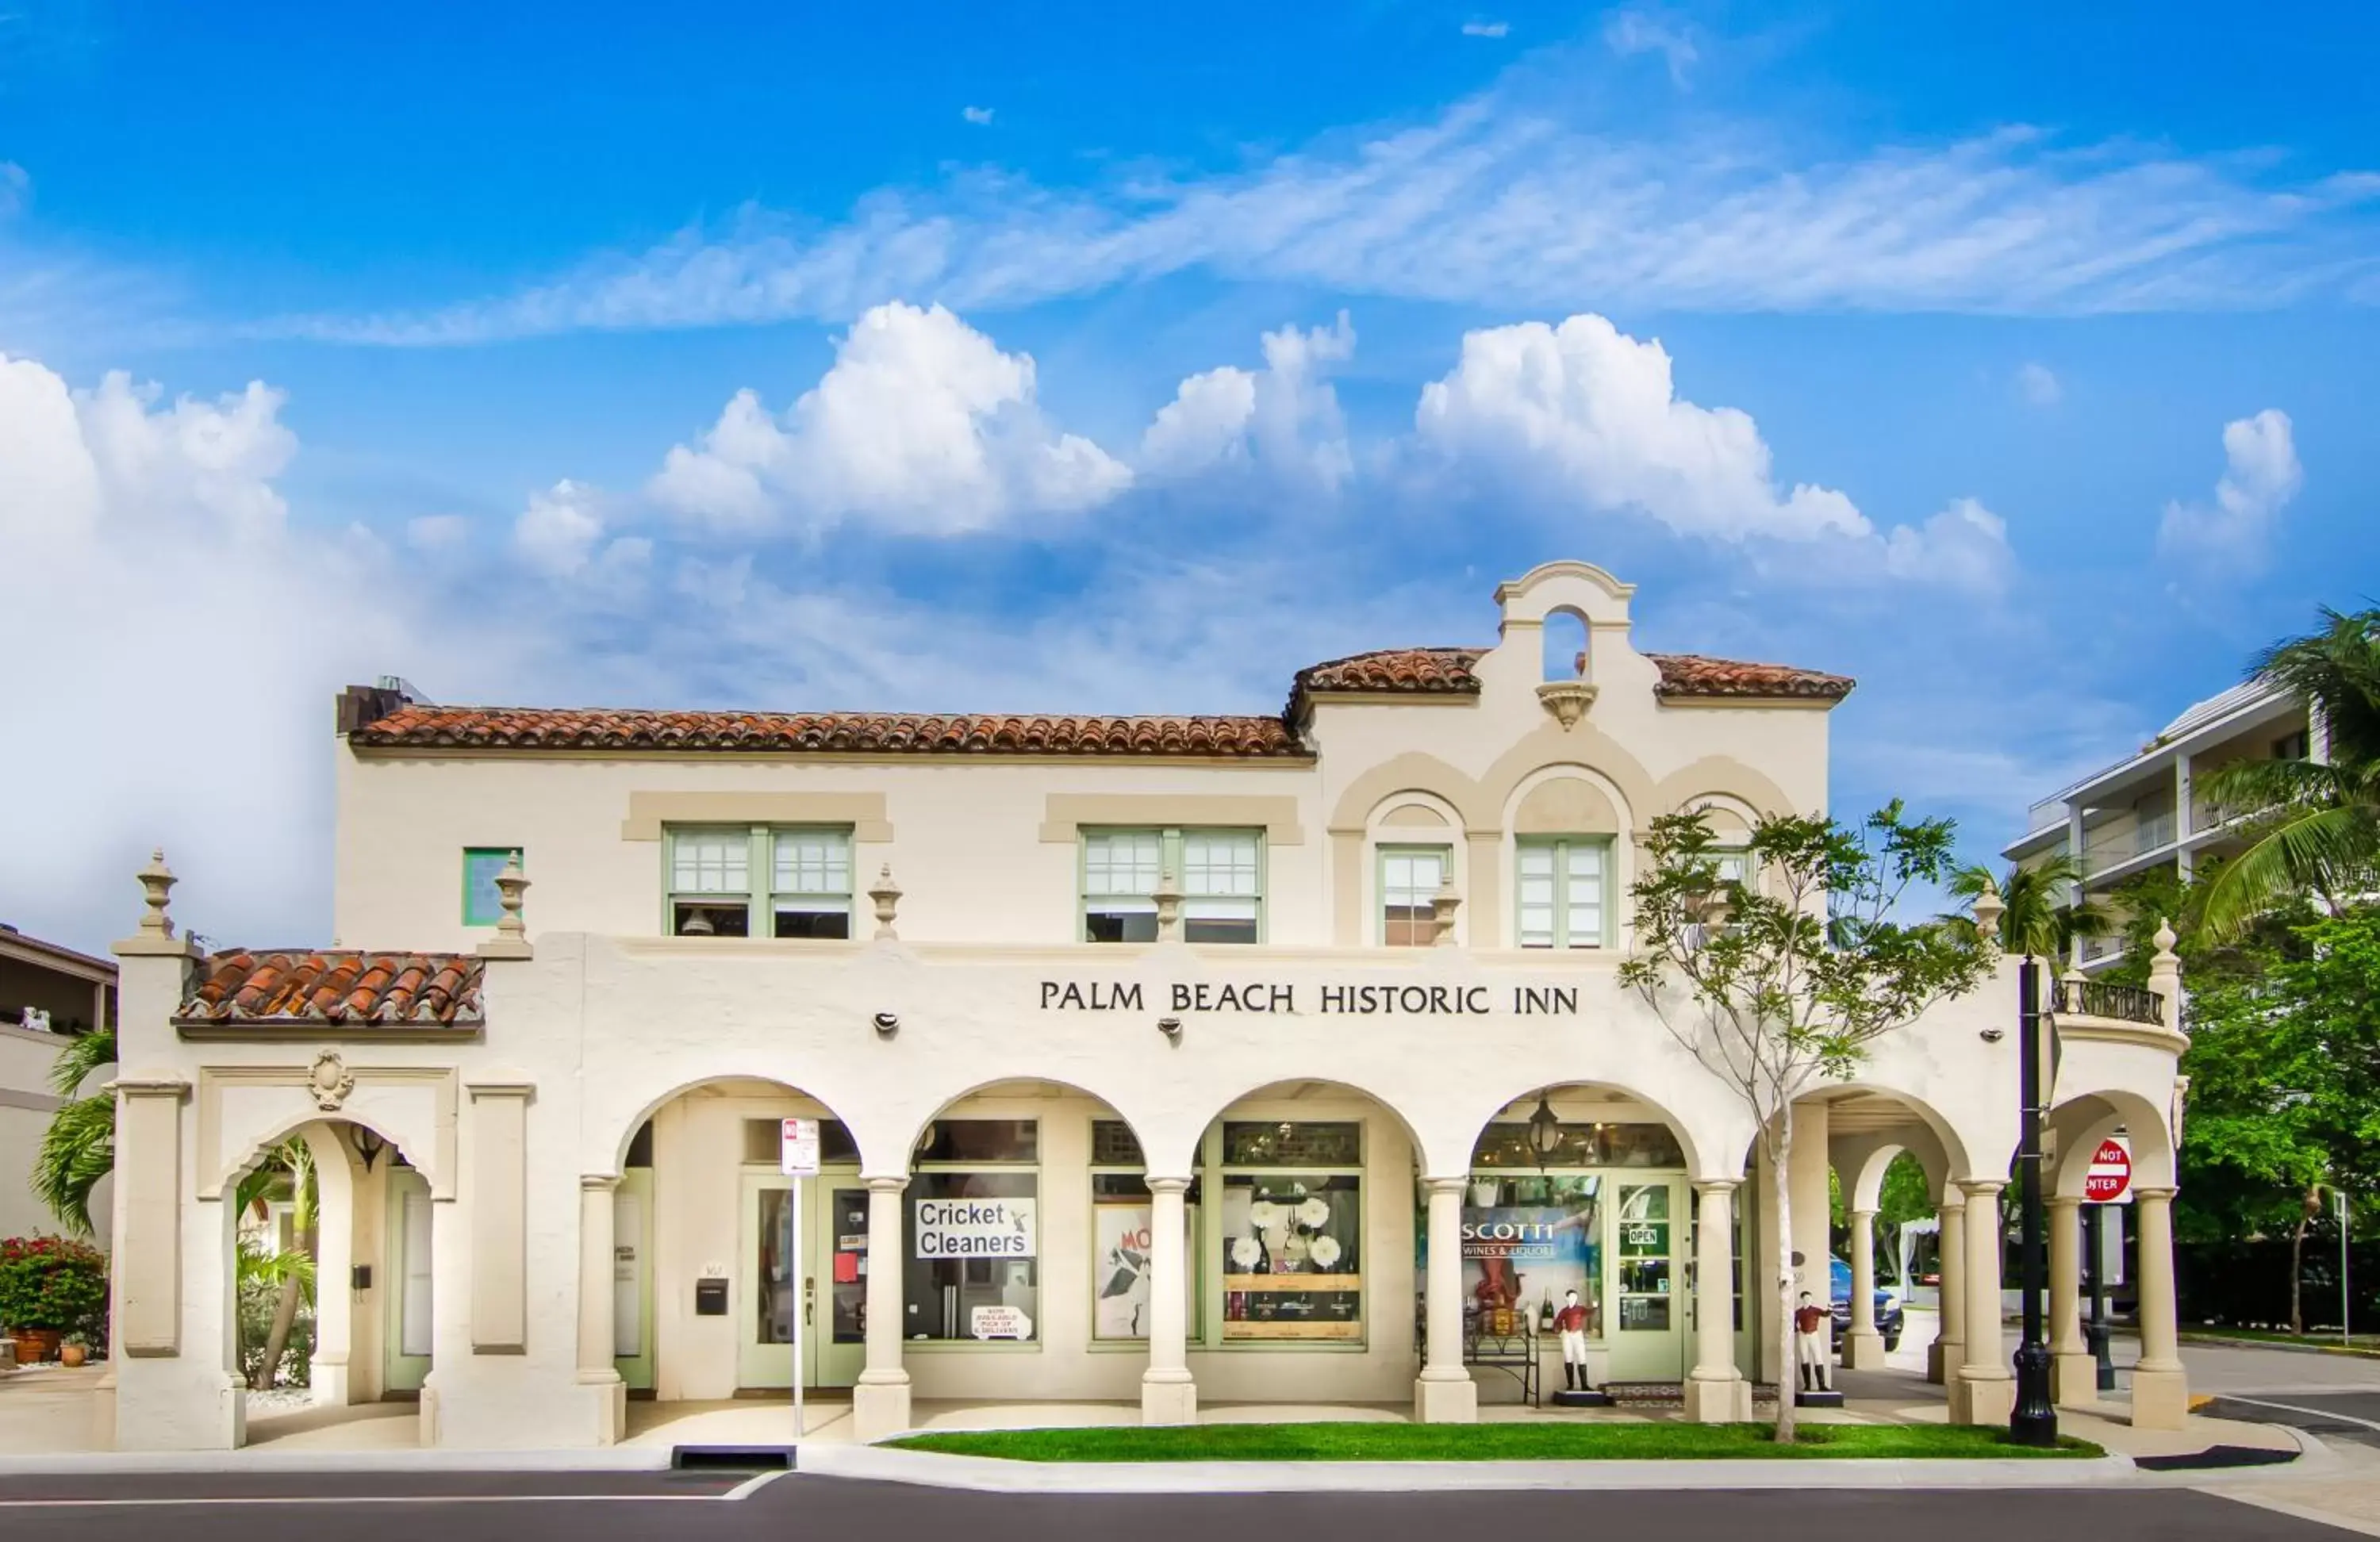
<box><xmin>95</xmin><ymin>562</ymin><xmax>2194</xmax><ymax>1451</ymax></box>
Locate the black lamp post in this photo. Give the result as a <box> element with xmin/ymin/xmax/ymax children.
<box><xmin>2010</xmin><ymin>957</ymin><xmax>2059</xmax><ymax>1445</ymax></box>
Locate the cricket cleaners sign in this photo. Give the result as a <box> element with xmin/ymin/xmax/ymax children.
<box><xmin>914</xmin><ymin>1197</ymin><xmax>1038</xmax><ymax>1259</ymax></box>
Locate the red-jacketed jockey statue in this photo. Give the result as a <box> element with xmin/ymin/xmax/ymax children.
<box><xmin>1794</xmin><ymin>1291</ymin><xmax>1833</xmax><ymax>1393</ymax></box>
<box><xmin>1553</xmin><ymin>1288</ymin><xmax>1591</xmax><ymax>1390</ymax></box>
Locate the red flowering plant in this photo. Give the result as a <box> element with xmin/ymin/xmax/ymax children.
<box><xmin>0</xmin><ymin>1235</ymin><xmax>109</xmax><ymax>1336</ymax></box>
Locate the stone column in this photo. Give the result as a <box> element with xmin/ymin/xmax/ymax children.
<box><xmin>1683</xmin><ymin>1180</ymin><xmax>1752</xmax><ymax>1422</ymax></box>
<box><xmin>1843</xmin><ymin>1208</ymin><xmax>1886</xmax><ymax>1370</ymax></box>
<box><xmin>851</xmin><ymin>1176</ymin><xmax>913</xmax><ymax>1441</ymax></box>
<box><xmin>1413</xmin><ymin>1178</ymin><xmax>1478</xmax><ymax>1422</ymax></box>
<box><xmin>1928</xmin><ymin>1190</ymin><xmax>1964</xmax><ymax>1386</ymax></box>
<box><xmin>1955</xmin><ymin>1180</ymin><xmax>2011</xmax><ymax>1425</ymax></box>
<box><xmin>1141</xmin><ymin>1177</ymin><xmax>1197</xmax><ymax>1424</ymax></box>
<box><xmin>578</xmin><ymin>1176</ymin><xmax>626</xmax><ymax>1444</ymax></box>
<box><xmin>2048</xmin><ymin>1195</ymin><xmax>2094</xmax><ymax>1406</ymax></box>
<box><xmin>2129</xmin><ymin>1187</ymin><xmax>2190</xmax><ymax>1430</ymax></box>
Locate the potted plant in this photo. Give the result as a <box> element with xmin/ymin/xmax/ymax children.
<box><xmin>0</xmin><ymin>1237</ymin><xmax>109</xmax><ymax>1365</ymax></box>
<box><xmin>60</xmin><ymin>1332</ymin><xmax>90</xmax><ymax>1367</ymax></box>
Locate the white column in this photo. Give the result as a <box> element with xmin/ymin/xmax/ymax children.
<box><xmin>2175</xmin><ymin>757</ymin><xmax>2196</xmax><ymax>880</ymax></box>
<box><xmin>2048</xmin><ymin>1196</ymin><xmax>2094</xmax><ymax>1406</ymax></box>
<box><xmin>1140</xmin><ymin>1177</ymin><xmax>1196</xmax><ymax>1424</ymax></box>
<box><xmin>2066</xmin><ymin>804</ymin><xmax>2087</xmax><ymax>965</ymax></box>
<box><xmin>1413</xmin><ymin>1178</ymin><xmax>1477</xmax><ymax>1423</ymax></box>
<box><xmin>577</xmin><ymin>1176</ymin><xmax>626</xmax><ymax>1444</ymax></box>
<box><xmin>1683</xmin><ymin>1180</ymin><xmax>1751</xmax><ymax>1422</ymax></box>
<box><xmin>1929</xmin><ymin>1190</ymin><xmax>1965</xmax><ymax>1386</ymax></box>
<box><xmin>851</xmin><ymin>1176</ymin><xmax>913</xmax><ymax>1441</ymax></box>
<box><xmin>2129</xmin><ymin>1187</ymin><xmax>2189</xmax><ymax>1429</ymax></box>
<box><xmin>1955</xmin><ymin>1180</ymin><xmax>2012</xmax><ymax>1425</ymax></box>
<box><xmin>1842</xmin><ymin>1207</ymin><xmax>1886</xmax><ymax>1369</ymax></box>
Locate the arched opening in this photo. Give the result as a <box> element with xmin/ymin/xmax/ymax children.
<box><xmin>605</xmin><ymin>1075</ymin><xmax>867</xmax><ymax>1441</ymax></box>
<box><xmin>1541</xmin><ymin>605</ymin><xmax>1591</xmax><ymax>683</ymax></box>
<box><xmin>1813</xmin><ymin>1087</ymin><xmax>1970</xmax><ymax>1390</ymax></box>
<box><xmin>1457</xmin><ymin>1083</ymin><xmax>1710</xmax><ymax>1394</ymax></box>
<box><xmin>222</xmin><ymin>1114</ymin><xmax>432</xmax><ymax>1450</ymax></box>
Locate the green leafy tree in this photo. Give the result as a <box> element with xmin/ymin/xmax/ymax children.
<box><xmin>232</xmin><ymin>1138</ymin><xmax>319</xmax><ymax>1390</ymax></box>
<box><xmin>2176</xmin><ymin>905</ymin><xmax>2380</xmax><ymax>1328</ymax></box>
<box><xmin>2199</xmin><ymin>608</ymin><xmax>2380</xmax><ymax>940</ymax></box>
<box><xmin>30</xmin><ymin>1030</ymin><xmax>115</xmax><ymax>1237</ymax></box>
<box><xmin>1622</xmin><ymin>803</ymin><xmax>1994</xmax><ymax>1441</ymax></box>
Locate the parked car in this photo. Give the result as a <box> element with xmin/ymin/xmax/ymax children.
<box><xmin>1828</xmin><ymin>1256</ymin><xmax>1904</xmax><ymax>1351</ymax></box>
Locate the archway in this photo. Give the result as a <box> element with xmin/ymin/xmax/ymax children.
<box><xmin>220</xmin><ymin>1112</ymin><xmax>434</xmax><ymax>1448</ymax></box>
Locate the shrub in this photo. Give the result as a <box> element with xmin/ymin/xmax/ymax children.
<box><xmin>0</xmin><ymin>1235</ymin><xmax>109</xmax><ymax>1337</ymax></box>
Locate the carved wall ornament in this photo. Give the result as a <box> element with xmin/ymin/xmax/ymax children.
<box><xmin>307</xmin><ymin>1050</ymin><xmax>357</xmax><ymax>1112</ymax></box>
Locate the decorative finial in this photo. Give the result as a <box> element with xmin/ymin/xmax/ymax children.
<box><xmin>493</xmin><ymin>854</ymin><xmax>530</xmax><ymax>942</ymax></box>
<box><xmin>868</xmin><ymin>864</ymin><xmax>904</xmax><ymax>940</ymax></box>
<box><xmin>1432</xmin><ymin>873</ymin><xmax>1462</xmax><ymax>946</ymax></box>
<box><xmin>2146</xmin><ymin>915</ymin><xmax>2184</xmax><ymax>1035</ymax></box>
<box><xmin>1969</xmin><ymin>874</ymin><xmax>2004</xmax><ymax>954</ymax></box>
<box><xmin>1154</xmin><ymin>869</ymin><xmax>1184</xmax><ymax>942</ymax></box>
<box><xmin>136</xmin><ymin>849</ymin><xmax>177</xmax><ymax>936</ymax></box>
<box><xmin>2152</xmin><ymin>916</ymin><xmax>2178</xmax><ymax>957</ymax></box>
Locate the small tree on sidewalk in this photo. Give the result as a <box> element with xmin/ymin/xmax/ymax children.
<box><xmin>1622</xmin><ymin>804</ymin><xmax>1994</xmax><ymax>1441</ymax></box>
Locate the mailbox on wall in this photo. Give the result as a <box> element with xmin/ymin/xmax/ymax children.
<box><xmin>694</xmin><ymin>1279</ymin><xmax>729</xmax><ymax>1317</ymax></box>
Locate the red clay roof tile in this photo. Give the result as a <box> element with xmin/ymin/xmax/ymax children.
<box><xmin>1644</xmin><ymin>653</ymin><xmax>1856</xmax><ymax>701</ymax></box>
<box><xmin>350</xmin><ymin>705</ymin><xmax>1305</xmax><ymax>758</ymax></box>
<box><xmin>179</xmin><ymin>950</ymin><xmax>483</xmax><ymax>1028</ymax></box>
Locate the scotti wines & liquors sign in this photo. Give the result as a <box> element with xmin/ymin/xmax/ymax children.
<box><xmin>1036</xmin><ymin>980</ymin><xmax>1585</xmax><ymax>1016</ymax></box>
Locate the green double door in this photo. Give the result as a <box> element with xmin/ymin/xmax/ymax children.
<box><xmin>735</xmin><ymin>1172</ymin><xmax>869</xmax><ymax>1390</ymax></box>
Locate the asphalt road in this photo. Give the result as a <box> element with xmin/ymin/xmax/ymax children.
<box><xmin>2209</xmin><ymin>1388</ymin><xmax>2380</xmax><ymax>1448</ymax></box>
<box><xmin>0</xmin><ymin>1472</ymin><xmax>2354</xmax><ymax>1541</ymax></box>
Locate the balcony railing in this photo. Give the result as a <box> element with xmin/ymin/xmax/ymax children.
<box><xmin>2052</xmin><ymin>978</ymin><xmax>2165</xmax><ymax>1026</ymax></box>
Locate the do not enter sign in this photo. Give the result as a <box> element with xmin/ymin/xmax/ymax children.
<box><xmin>2085</xmin><ymin>1137</ymin><xmax>2132</xmax><ymax>1204</ymax></box>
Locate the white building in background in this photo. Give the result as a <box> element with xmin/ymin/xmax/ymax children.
<box><xmin>98</xmin><ymin>562</ymin><xmax>2192</xmax><ymax>1451</ymax></box>
<box><xmin>1</xmin><ymin>925</ymin><xmax>116</xmax><ymax>1246</ymax></box>
<box><xmin>2004</xmin><ymin>678</ymin><xmax>2313</xmax><ymax>968</ymax></box>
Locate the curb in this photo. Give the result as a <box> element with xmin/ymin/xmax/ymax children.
<box><xmin>2179</xmin><ymin>1333</ymin><xmax>2380</xmax><ymax>1361</ymax></box>
<box><xmin>0</xmin><ymin>1446</ymin><xmax>676</xmax><ymax>1476</ymax></box>
<box><xmin>798</xmin><ymin>1442</ymin><xmax>2144</xmax><ymax>1493</ymax></box>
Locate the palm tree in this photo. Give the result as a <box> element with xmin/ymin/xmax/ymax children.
<box><xmin>31</xmin><ymin>1029</ymin><xmax>115</xmax><ymax>1237</ymax></box>
<box><xmin>2199</xmin><ymin>607</ymin><xmax>2380</xmax><ymax>940</ymax></box>
<box><xmin>1949</xmin><ymin>854</ymin><xmax>2110</xmax><ymax>962</ymax></box>
<box><xmin>240</xmin><ymin>1137</ymin><xmax>318</xmax><ymax>1390</ymax></box>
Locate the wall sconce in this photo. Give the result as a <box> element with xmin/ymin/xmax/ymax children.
<box><xmin>1157</xmin><ymin>1017</ymin><xmax>1183</xmax><ymax>1038</ymax></box>
<box><xmin>872</xmin><ymin>1011</ymin><xmax>900</xmax><ymax>1037</ymax></box>
<box><xmin>350</xmin><ymin>1125</ymin><xmax>386</xmax><ymax>1172</ymax></box>
<box><xmin>1979</xmin><ymin>1027</ymin><xmax>2006</xmax><ymax>1043</ymax></box>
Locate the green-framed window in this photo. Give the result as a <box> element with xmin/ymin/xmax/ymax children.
<box><xmin>1081</xmin><ymin>827</ymin><xmax>1263</xmax><ymax>943</ymax></box>
<box><xmin>1089</xmin><ymin>1118</ymin><xmax>1203</xmax><ymax>1343</ymax></box>
<box><xmin>663</xmin><ymin>824</ymin><xmax>852</xmax><ymax>938</ymax></box>
<box><xmin>1514</xmin><ymin>836</ymin><xmax>1611</xmax><ymax>949</ymax></box>
<box><xmin>461</xmin><ymin>847</ymin><xmax>522</xmax><ymax>927</ymax></box>
<box><xmin>1376</xmin><ymin>844</ymin><xmax>1449</xmax><ymax>946</ymax></box>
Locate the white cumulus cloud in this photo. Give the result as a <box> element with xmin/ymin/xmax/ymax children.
<box><xmin>1140</xmin><ymin>312</ymin><xmax>1355</xmax><ymax>489</ymax></box>
<box><xmin>1413</xmin><ymin>313</ymin><xmax>1868</xmax><ymax>543</ymax></box>
<box><xmin>1883</xmin><ymin>497</ymin><xmax>2015</xmax><ymax>594</ymax></box>
<box><xmin>649</xmin><ymin>301</ymin><xmax>1130</xmax><ymax>537</ymax></box>
<box><xmin>1602</xmin><ymin>7</ymin><xmax>1698</xmax><ymax>85</ymax></box>
<box><xmin>2157</xmin><ymin>409</ymin><xmax>2301</xmax><ymax>570</ymax></box>
<box><xmin>2017</xmin><ymin>362</ymin><xmax>2061</xmax><ymax>406</ymax></box>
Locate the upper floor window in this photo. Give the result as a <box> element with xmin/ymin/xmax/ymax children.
<box><xmin>1515</xmin><ymin>837</ymin><xmax>1608</xmax><ymax>949</ymax></box>
<box><xmin>461</xmin><ymin>846</ymin><xmax>522</xmax><ymax>927</ymax></box>
<box><xmin>2273</xmin><ymin>728</ymin><xmax>2309</xmax><ymax>761</ymax></box>
<box><xmin>1082</xmin><ymin>827</ymin><xmax>1264</xmax><ymax>942</ymax></box>
<box><xmin>666</xmin><ymin>825</ymin><xmax>851</xmax><ymax>938</ymax></box>
<box><xmin>1379</xmin><ymin>845</ymin><xmax>1449</xmax><ymax>946</ymax></box>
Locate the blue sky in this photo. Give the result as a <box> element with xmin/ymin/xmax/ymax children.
<box><xmin>3</xmin><ymin>1</ymin><xmax>2377</xmax><ymax>953</ymax></box>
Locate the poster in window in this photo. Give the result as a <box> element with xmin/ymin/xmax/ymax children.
<box><xmin>1094</xmin><ymin>1201</ymin><xmax>1153</xmax><ymax>1339</ymax></box>
<box><xmin>1455</xmin><ymin>1205</ymin><xmax>1599</xmax><ymax>1335</ymax></box>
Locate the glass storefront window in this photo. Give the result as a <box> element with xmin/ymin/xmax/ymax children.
<box><xmin>1220</xmin><ymin>1172</ymin><xmax>1362</xmax><ymax>1341</ymax></box>
<box><xmin>1221</xmin><ymin>1121</ymin><xmax>1361</xmax><ymax>1167</ymax></box>
<box><xmin>1468</xmin><ymin>1121</ymin><xmax>1685</xmax><ymax>1170</ymax></box>
<box><xmin>1454</xmin><ymin>1173</ymin><xmax>1603</xmax><ymax>1337</ymax></box>
<box><xmin>905</xmin><ymin>1122</ymin><xmax>1038</xmax><ymax>1342</ymax></box>
<box><xmin>1616</xmin><ymin>1184</ymin><xmax>1672</xmax><ymax>1331</ymax></box>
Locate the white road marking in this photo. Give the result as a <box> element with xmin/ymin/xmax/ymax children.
<box><xmin>0</xmin><ymin>1493</ymin><xmax>724</xmax><ymax>1509</ymax></box>
<box><xmin>724</xmin><ymin>1468</ymin><xmax>789</xmax><ymax>1501</ymax></box>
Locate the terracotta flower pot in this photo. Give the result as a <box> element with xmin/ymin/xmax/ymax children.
<box><xmin>60</xmin><ymin>1342</ymin><xmax>88</xmax><ymax>1367</ymax></box>
<box><xmin>10</xmin><ymin>1329</ymin><xmax>61</xmax><ymax>1364</ymax></box>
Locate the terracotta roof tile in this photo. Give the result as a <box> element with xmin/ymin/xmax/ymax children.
<box><xmin>1290</xmin><ymin>647</ymin><xmax>1486</xmax><ymax>700</ymax></box>
<box><xmin>178</xmin><ymin>950</ymin><xmax>484</xmax><ymax>1028</ymax></box>
<box><xmin>350</xmin><ymin>705</ymin><xmax>1305</xmax><ymax>758</ymax></box>
<box><xmin>1644</xmin><ymin>653</ymin><xmax>1856</xmax><ymax>701</ymax></box>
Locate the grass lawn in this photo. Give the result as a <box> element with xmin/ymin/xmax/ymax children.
<box><xmin>889</xmin><ymin>1421</ymin><xmax>2103</xmax><ymax>1463</ymax></box>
